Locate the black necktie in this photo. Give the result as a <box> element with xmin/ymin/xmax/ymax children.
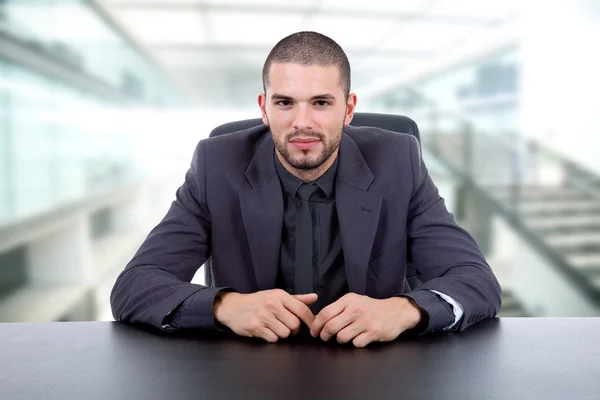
<box><xmin>294</xmin><ymin>183</ymin><xmax>319</xmax><ymax>294</ymax></box>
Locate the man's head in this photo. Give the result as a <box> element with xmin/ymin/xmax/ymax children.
<box><xmin>259</xmin><ymin>31</ymin><xmax>357</xmax><ymax>181</ymax></box>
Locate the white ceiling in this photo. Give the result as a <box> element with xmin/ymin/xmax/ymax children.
<box><xmin>100</xmin><ymin>0</ymin><xmax>519</xmax><ymax>106</ymax></box>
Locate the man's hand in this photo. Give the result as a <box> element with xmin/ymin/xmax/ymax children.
<box><xmin>213</xmin><ymin>289</ymin><xmax>317</xmax><ymax>343</ymax></box>
<box><xmin>310</xmin><ymin>293</ymin><xmax>423</xmax><ymax>348</ymax></box>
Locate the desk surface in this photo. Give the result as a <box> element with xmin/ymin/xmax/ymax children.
<box><xmin>1</xmin><ymin>318</ymin><xmax>599</xmax><ymax>400</ymax></box>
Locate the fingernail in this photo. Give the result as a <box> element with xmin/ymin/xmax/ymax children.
<box><xmin>310</xmin><ymin>330</ymin><xmax>315</xmax><ymax>337</ymax></box>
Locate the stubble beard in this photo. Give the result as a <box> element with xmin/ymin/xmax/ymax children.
<box><xmin>273</xmin><ymin>126</ymin><xmax>343</xmax><ymax>171</ymax></box>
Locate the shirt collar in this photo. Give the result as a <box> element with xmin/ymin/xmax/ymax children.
<box><xmin>274</xmin><ymin>151</ymin><xmax>338</xmax><ymax>199</ymax></box>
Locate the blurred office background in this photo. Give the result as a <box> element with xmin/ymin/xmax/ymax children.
<box><xmin>1</xmin><ymin>0</ymin><xmax>599</xmax><ymax>323</ymax></box>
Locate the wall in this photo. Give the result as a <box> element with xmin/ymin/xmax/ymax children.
<box><xmin>519</xmin><ymin>0</ymin><xmax>600</xmax><ymax>173</ymax></box>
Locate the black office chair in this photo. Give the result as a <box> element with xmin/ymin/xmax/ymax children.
<box><xmin>203</xmin><ymin>112</ymin><xmax>420</xmax><ymax>287</ymax></box>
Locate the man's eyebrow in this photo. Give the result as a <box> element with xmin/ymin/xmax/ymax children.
<box><xmin>271</xmin><ymin>93</ymin><xmax>293</xmax><ymax>101</ymax></box>
<box><xmin>271</xmin><ymin>93</ymin><xmax>336</xmax><ymax>101</ymax></box>
<box><xmin>311</xmin><ymin>93</ymin><xmax>336</xmax><ymax>101</ymax></box>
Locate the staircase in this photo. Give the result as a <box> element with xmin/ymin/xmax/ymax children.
<box><xmin>488</xmin><ymin>185</ymin><xmax>600</xmax><ymax>292</ymax></box>
<box><xmin>424</xmin><ymin>130</ymin><xmax>600</xmax><ymax>314</ymax></box>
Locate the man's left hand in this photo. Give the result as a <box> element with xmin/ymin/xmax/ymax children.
<box><xmin>309</xmin><ymin>293</ymin><xmax>423</xmax><ymax>347</ymax></box>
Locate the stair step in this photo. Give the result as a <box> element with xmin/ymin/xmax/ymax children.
<box><xmin>520</xmin><ymin>207</ymin><xmax>600</xmax><ymax>218</ymax></box>
<box><xmin>545</xmin><ymin>232</ymin><xmax>600</xmax><ymax>248</ymax></box>
<box><xmin>532</xmin><ymin>225</ymin><xmax>600</xmax><ymax>236</ymax></box>
<box><xmin>491</xmin><ymin>187</ymin><xmax>588</xmax><ymax>201</ymax></box>
<box><xmin>516</xmin><ymin>200</ymin><xmax>600</xmax><ymax>214</ymax></box>
<box><xmin>525</xmin><ymin>215</ymin><xmax>600</xmax><ymax>230</ymax></box>
<box><xmin>566</xmin><ymin>253</ymin><xmax>600</xmax><ymax>268</ymax></box>
<box><xmin>490</xmin><ymin>185</ymin><xmax>570</xmax><ymax>192</ymax></box>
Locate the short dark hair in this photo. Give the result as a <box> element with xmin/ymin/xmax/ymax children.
<box><xmin>262</xmin><ymin>31</ymin><xmax>351</xmax><ymax>99</ymax></box>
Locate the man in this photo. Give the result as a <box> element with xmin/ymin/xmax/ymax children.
<box><xmin>111</xmin><ymin>31</ymin><xmax>501</xmax><ymax>348</ymax></box>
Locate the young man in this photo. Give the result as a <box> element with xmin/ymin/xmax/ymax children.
<box><xmin>111</xmin><ymin>32</ymin><xmax>501</xmax><ymax>347</ymax></box>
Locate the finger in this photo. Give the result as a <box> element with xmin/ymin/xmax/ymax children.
<box><xmin>264</xmin><ymin>315</ymin><xmax>292</xmax><ymax>339</ymax></box>
<box><xmin>352</xmin><ymin>332</ymin><xmax>374</xmax><ymax>348</ymax></box>
<box><xmin>320</xmin><ymin>310</ymin><xmax>356</xmax><ymax>342</ymax></box>
<box><xmin>259</xmin><ymin>327</ymin><xmax>279</xmax><ymax>343</ymax></box>
<box><xmin>335</xmin><ymin>322</ymin><xmax>366</xmax><ymax>344</ymax></box>
<box><xmin>330</xmin><ymin>319</ymin><xmax>366</xmax><ymax>344</ymax></box>
<box><xmin>291</xmin><ymin>293</ymin><xmax>318</xmax><ymax>305</ymax></box>
<box><xmin>283</xmin><ymin>296</ymin><xmax>317</xmax><ymax>328</ymax></box>
<box><xmin>272</xmin><ymin>307</ymin><xmax>302</xmax><ymax>335</ymax></box>
<box><xmin>311</xmin><ymin>300</ymin><xmax>347</xmax><ymax>337</ymax></box>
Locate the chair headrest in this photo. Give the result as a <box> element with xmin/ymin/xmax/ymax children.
<box><xmin>209</xmin><ymin>112</ymin><xmax>420</xmax><ymax>143</ymax></box>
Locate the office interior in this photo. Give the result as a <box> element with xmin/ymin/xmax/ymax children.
<box><xmin>1</xmin><ymin>0</ymin><xmax>599</xmax><ymax>324</ymax></box>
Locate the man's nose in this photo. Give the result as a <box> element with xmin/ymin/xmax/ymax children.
<box><xmin>292</xmin><ymin>104</ymin><xmax>314</xmax><ymax>132</ymax></box>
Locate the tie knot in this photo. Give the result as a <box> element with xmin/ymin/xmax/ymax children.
<box><xmin>296</xmin><ymin>183</ymin><xmax>319</xmax><ymax>201</ymax></box>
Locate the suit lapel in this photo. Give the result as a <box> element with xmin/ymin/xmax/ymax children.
<box><xmin>335</xmin><ymin>132</ymin><xmax>382</xmax><ymax>294</ymax></box>
<box><xmin>239</xmin><ymin>129</ymin><xmax>381</xmax><ymax>293</ymax></box>
<box><xmin>239</xmin><ymin>133</ymin><xmax>283</xmax><ymax>290</ymax></box>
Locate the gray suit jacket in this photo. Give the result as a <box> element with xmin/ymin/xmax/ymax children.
<box><xmin>110</xmin><ymin>125</ymin><xmax>501</xmax><ymax>334</ymax></box>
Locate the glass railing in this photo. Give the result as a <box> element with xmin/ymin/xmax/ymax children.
<box><xmin>420</xmin><ymin>110</ymin><xmax>600</xmax><ymax>216</ymax></box>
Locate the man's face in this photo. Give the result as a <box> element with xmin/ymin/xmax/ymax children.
<box><xmin>259</xmin><ymin>63</ymin><xmax>357</xmax><ymax>172</ymax></box>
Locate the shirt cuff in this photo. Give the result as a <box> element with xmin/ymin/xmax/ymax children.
<box><xmin>163</xmin><ymin>287</ymin><xmax>233</xmax><ymax>331</ymax></box>
<box><xmin>400</xmin><ymin>289</ymin><xmax>456</xmax><ymax>334</ymax></box>
<box><xmin>431</xmin><ymin>290</ymin><xmax>464</xmax><ymax>330</ymax></box>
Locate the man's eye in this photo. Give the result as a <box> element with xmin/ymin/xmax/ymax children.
<box><xmin>315</xmin><ymin>100</ymin><xmax>330</xmax><ymax>107</ymax></box>
<box><xmin>276</xmin><ymin>100</ymin><xmax>292</xmax><ymax>106</ymax></box>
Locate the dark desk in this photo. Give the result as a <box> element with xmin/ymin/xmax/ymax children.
<box><xmin>1</xmin><ymin>318</ymin><xmax>599</xmax><ymax>399</ymax></box>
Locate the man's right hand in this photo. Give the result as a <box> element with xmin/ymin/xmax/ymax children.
<box><xmin>213</xmin><ymin>289</ymin><xmax>318</xmax><ymax>342</ymax></box>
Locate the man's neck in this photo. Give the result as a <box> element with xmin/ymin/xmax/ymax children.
<box><xmin>276</xmin><ymin>150</ymin><xmax>339</xmax><ymax>183</ymax></box>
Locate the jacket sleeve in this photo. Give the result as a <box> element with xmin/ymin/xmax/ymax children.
<box><xmin>401</xmin><ymin>134</ymin><xmax>502</xmax><ymax>334</ymax></box>
<box><xmin>110</xmin><ymin>140</ymin><xmax>230</xmax><ymax>331</ymax></box>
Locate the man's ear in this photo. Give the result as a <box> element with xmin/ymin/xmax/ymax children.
<box><xmin>344</xmin><ymin>93</ymin><xmax>358</xmax><ymax>126</ymax></box>
<box><xmin>258</xmin><ymin>93</ymin><xmax>269</xmax><ymax>126</ymax></box>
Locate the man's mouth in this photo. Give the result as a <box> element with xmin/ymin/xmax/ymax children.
<box><xmin>290</xmin><ymin>137</ymin><xmax>320</xmax><ymax>149</ymax></box>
